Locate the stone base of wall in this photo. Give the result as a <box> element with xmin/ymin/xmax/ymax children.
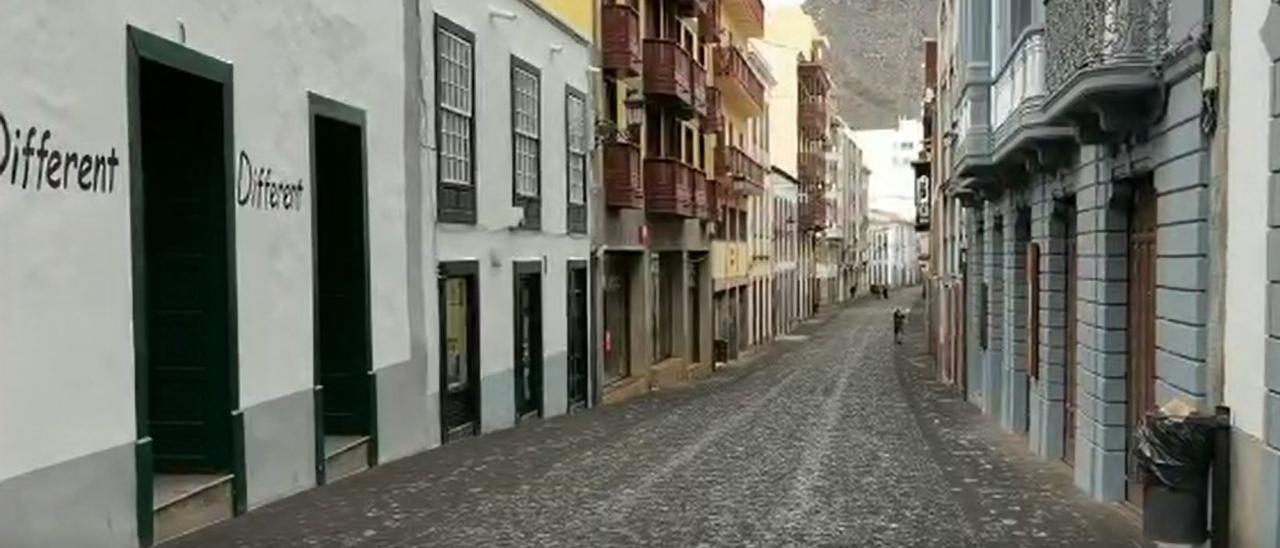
<box><xmin>0</xmin><ymin>442</ymin><xmax>138</xmax><ymax>548</ymax></box>
<box><xmin>1231</xmin><ymin>428</ymin><xmax>1280</xmax><ymax>546</ymax></box>
<box><xmin>649</xmin><ymin>357</ymin><xmax>690</xmax><ymax>391</ymax></box>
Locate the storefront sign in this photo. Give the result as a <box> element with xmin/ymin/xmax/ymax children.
<box><xmin>0</xmin><ymin>111</ymin><xmax>120</xmax><ymax>194</ymax></box>
<box><xmin>914</xmin><ymin>166</ymin><xmax>931</xmax><ymax>231</ymax></box>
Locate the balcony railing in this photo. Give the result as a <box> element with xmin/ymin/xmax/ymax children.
<box><xmin>1044</xmin><ymin>0</ymin><xmax>1170</xmax><ymax>98</ymax></box>
<box><xmin>644</xmin><ymin>39</ymin><xmax>693</xmax><ymax>111</ymax></box>
<box><xmin>715</xmin><ymin>44</ymin><xmax>764</xmax><ymax>113</ymax></box>
<box><xmin>691</xmin><ymin>60</ymin><xmax>708</xmax><ymax>119</ymax></box>
<box><xmin>601</xmin><ymin>1</ymin><xmax>642</xmax><ymax>78</ymax></box>
<box><xmin>722</xmin><ymin>0</ymin><xmax>765</xmax><ymax>38</ymax></box>
<box><xmin>716</xmin><ymin>144</ymin><xmax>764</xmax><ymax>194</ymax></box>
<box><xmin>604</xmin><ymin>141</ymin><xmax>644</xmax><ymax>209</ymax></box>
<box><xmin>991</xmin><ymin>29</ymin><xmax>1045</xmax><ymax>131</ymax></box>
<box><xmin>644</xmin><ymin>157</ymin><xmax>695</xmax><ymax>217</ymax></box>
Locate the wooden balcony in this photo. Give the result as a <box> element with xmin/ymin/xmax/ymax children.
<box><xmin>702</xmin><ymin>86</ymin><xmax>723</xmax><ymax>134</ymax></box>
<box><xmin>798</xmin><ymin>95</ymin><xmax>830</xmax><ymax>139</ymax></box>
<box><xmin>722</xmin><ymin>0</ymin><xmax>765</xmax><ymax>39</ymax></box>
<box><xmin>799</xmin><ymin>198</ymin><xmax>828</xmax><ymax>231</ymax></box>
<box><xmin>698</xmin><ymin>0</ymin><xmax>721</xmax><ymax>44</ymax></box>
<box><xmin>799</xmin><ymin>62</ymin><xmax>832</xmax><ymax>95</ymax></box>
<box><xmin>707</xmin><ymin>175</ymin><xmax>722</xmax><ymax>213</ymax></box>
<box><xmin>644</xmin><ymin>157</ymin><xmax>695</xmax><ymax>217</ymax></box>
<box><xmin>793</xmin><ymin>149</ymin><xmax>824</xmax><ymax>188</ymax></box>
<box><xmin>601</xmin><ymin>1</ymin><xmax>642</xmax><ymax>78</ymax></box>
<box><xmin>604</xmin><ymin>141</ymin><xmax>644</xmax><ymax>209</ymax></box>
<box><xmin>691</xmin><ymin>60</ymin><xmax>708</xmax><ymax>119</ymax></box>
<box><xmin>692</xmin><ymin>168</ymin><xmax>710</xmax><ymax>220</ymax></box>
<box><xmin>715</xmin><ymin>44</ymin><xmax>764</xmax><ymax>114</ymax></box>
<box><xmin>716</xmin><ymin>143</ymin><xmax>764</xmax><ymax>195</ymax></box>
<box><xmin>644</xmin><ymin>39</ymin><xmax>693</xmax><ymax>114</ymax></box>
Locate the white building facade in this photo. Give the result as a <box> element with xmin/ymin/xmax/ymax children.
<box><xmin>851</xmin><ymin>118</ymin><xmax>923</xmax><ymax>224</ymax></box>
<box><xmin>868</xmin><ymin>213</ymin><xmax>920</xmax><ymax>289</ymax></box>
<box><xmin>430</xmin><ymin>0</ymin><xmax>594</xmax><ymax>438</ymax></box>
<box><xmin>770</xmin><ymin>168</ymin><xmax>802</xmax><ymax>334</ymax></box>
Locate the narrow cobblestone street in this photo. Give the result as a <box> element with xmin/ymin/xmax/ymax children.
<box><xmin>168</xmin><ymin>294</ymin><xmax>1148</xmax><ymax>548</ymax></box>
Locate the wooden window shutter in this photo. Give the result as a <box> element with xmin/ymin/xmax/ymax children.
<box><xmin>1026</xmin><ymin>242</ymin><xmax>1040</xmax><ymax>379</ymax></box>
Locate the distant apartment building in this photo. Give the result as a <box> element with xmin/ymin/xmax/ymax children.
<box><xmin>759</xmin><ymin>4</ymin><xmax>835</xmax><ymax>319</ymax></box>
<box><xmin>770</xmin><ymin>168</ymin><xmax>802</xmax><ymax>333</ymax></box>
<box><xmin>868</xmin><ymin>212</ymin><xmax>920</xmax><ymax>288</ymax></box>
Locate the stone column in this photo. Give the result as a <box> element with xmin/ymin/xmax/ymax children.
<box><xmin>1028</xmin><ymin>173</ymin><xmax>1070</xmax><ymax>461</ymax></box>
<box><xmin>985</xmin><ymin>200</ymin><xmax>1005</xmax><ymax>418</ymax></box>
<box><xmin>1264</xmin><ymin>3</ymin><xmax>1280</xmax><ymax>450</ymax></box>
<box><xmin>1073</xmin><ymin>145</ymin><xmax>1131</xmax><ymax>502</ymax></box>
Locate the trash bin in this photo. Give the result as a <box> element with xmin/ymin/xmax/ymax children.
<box><xmin>1135</xmin><ymin>411</ymin><xmax>1217</xmax><ymax>544</ymax></box>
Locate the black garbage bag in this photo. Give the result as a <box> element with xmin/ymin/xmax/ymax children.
<box><xmin>1134</xmin><ymin>413</ymin><xmax>1215</xmax><ymax>489</ymax></box>
<box><xmin>1136</xmin><ymin>412</ymin><xmax>1218</xmax><ymax>543</ymax></box>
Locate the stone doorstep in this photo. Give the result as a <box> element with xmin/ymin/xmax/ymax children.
<box><xmin>649</xmin><ymin>357</ymin><xmax>690</xmax><ymax>391</ymax></box>
<box><xmin>324</xmin><ymin>435</ymin><xmax>371</xmax><ymax>483</ymax></box>
<box><xmin>686</xmin><ymin>359</ymin><xmax>713</xmax><ymax>381</ymax></box>
<box><xmin>153</xmin><ymin>473</ymin><xmax>234</xmax><ymax>544</ymax></box>
<box><xmin>601</xmin><ymin>375</ymin><xmax>650</xmax><ymax>406</ymax></box>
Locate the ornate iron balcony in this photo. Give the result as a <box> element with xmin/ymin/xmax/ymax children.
<box><xmin>1044</xmin><ymin>0</ymin><xmax>1170</xmax><ymax>98</ymax></box>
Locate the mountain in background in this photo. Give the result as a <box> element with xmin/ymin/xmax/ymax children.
<box><xmin>801</xmin><ymin>0</ymin><xmax>937</xmax><ymax>130</ymax></box>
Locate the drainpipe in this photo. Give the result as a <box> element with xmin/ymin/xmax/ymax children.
<box><xmin>1204</xmin><ymin>0</ymin><xmax>1228</xmax><ymax>412</ymax></box>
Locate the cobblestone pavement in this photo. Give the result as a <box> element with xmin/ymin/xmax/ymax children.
<box><xmin>168</xmin><ymin>292</ymin><xmax>1150</xmax><ymax>548</ymax></box>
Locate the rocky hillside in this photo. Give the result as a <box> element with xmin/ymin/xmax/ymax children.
<box><xmin>802</xmin><ymin>0</ymin><xmax>937</xmax><ymax>129</ymax></box>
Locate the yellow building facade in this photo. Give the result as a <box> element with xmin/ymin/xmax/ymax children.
<box><xmin>534</xmin><ymin>0</ymin><xmax>595</xmax><ymax>38</ymax></box>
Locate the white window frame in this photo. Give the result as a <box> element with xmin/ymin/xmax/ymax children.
<box><xmin>438</xmin><ymin>25</ymin><xmax>473</xmax><ymax>187</ymax></box>
<box><xmin>512</xmin><ymin>60</ymin><xmax>540</xmax><ymax>199</ymax></box>
<box><xmin>567</xmin><ymin>90</ymin><xmax>587</xmax><ymax>206</ymax></box>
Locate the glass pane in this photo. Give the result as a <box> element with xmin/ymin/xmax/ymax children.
<box><xmin>444</xmin><ymin>277</ymin><xmax>469</xmax><ymax>391</ymax></box>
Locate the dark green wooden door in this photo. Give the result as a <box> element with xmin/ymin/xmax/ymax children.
<box><xmin>314</xmin><ymin>115</ymin><xmax>372</xmax><ymax>435</ymax></box>
<box><xmin>139</xmin><ymin>59</ymin><xmax>233</xmax><ymax>472</ymax></box>
<box><xmin>567</xmin><ymin>265</ymin><xmax>589</xmax><ymax>408</ymax></box>
<box><xmin>440</xmin><ymin>263</ymin><xmax>480</xmax><ymax>439</ymax></box>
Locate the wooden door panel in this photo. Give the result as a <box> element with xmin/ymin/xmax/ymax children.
<box><xmin>140</xmin><ymin>59</ymin><xmax>232</xmax><ymax>472</ymax></box>
<box><xmin>1126</xmin><ymin>179</ymin><xmax>1157</xmax><ymax>505</ymax></box>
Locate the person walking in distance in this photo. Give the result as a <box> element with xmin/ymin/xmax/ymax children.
<box><xmin>892</xmin><ymin>307</ymin><xmax>906</xmax><ymax>345</ymax></box>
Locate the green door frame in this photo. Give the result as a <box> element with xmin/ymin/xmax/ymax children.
<box><xmin>126</xmin><ymin>26</ymin><xmax>242</xmax><ymax>546</ymax></box>
<box><xmin>438</xmin><ymin>260</ymin><xmax>482</xmax><ymax>440</ymax></box>
<box><xmin>307</xmin><ymin>92</ymin><xmax>377</xmax><ymax>485</ymax></box>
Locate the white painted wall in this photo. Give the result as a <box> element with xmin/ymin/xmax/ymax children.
<box><xmin>431</xmin><ymin>0</ymin><xmax>593</xmax><ymax>430</ymax></box>
<box><xmin>851</xmin><ymin>120</ymin><xmax>922</xmax><ymax>221</ymax></box>
<box><xmin>1224</xmin><ymin>0</ymin><xmax>1271</xmax><ymax>440</ymax></box>
<box><xmin>0</xmin><ymin>0</ymin><xmax>413</xmax><ymax>481</ymax></box>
